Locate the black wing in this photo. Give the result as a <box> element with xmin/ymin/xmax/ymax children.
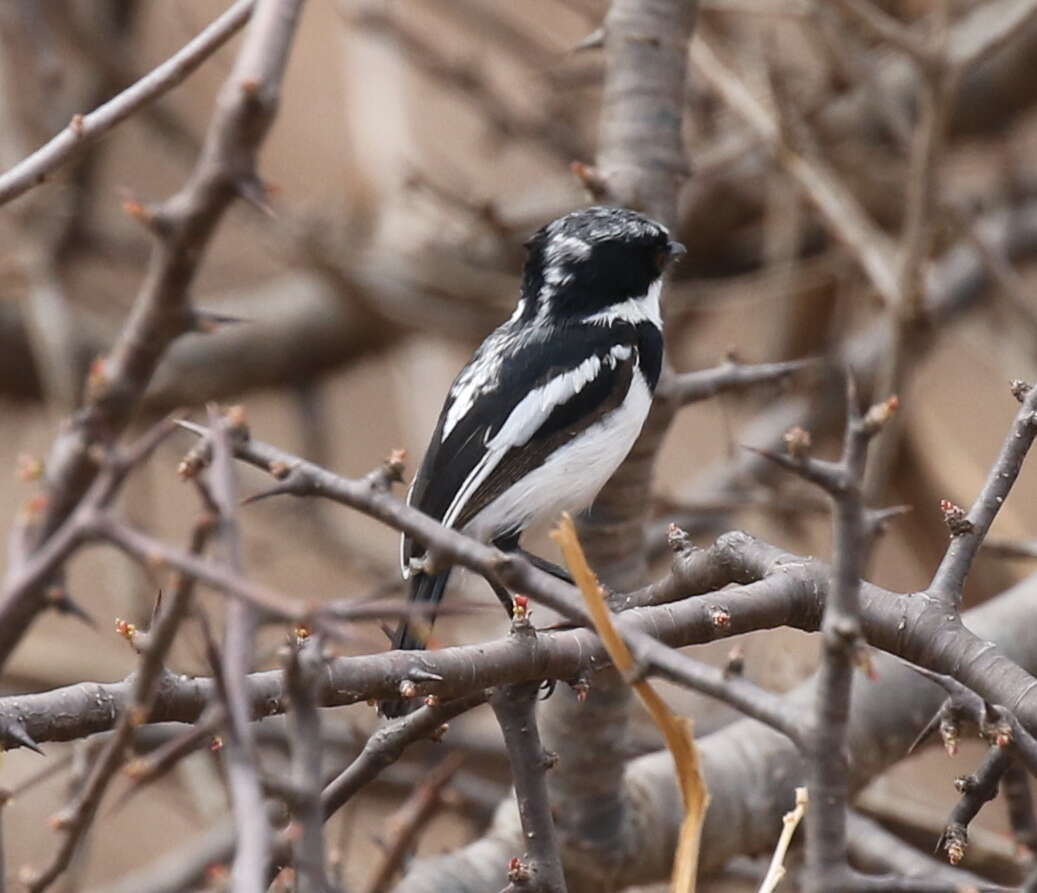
<box><xmin>401</xmin><ymin>319</ymin><xmax>649</xmax><ymax>570</ymax></box>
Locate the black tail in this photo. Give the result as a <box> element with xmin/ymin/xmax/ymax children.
<box><xmin>378</xmin><ymin>570</ymin><xmax>451</xmax><ymax>718</ymax></box>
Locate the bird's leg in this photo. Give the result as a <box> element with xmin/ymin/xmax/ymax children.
<box><xmin>487</xmin><ymin>577</ymin><xmax>516</xmax><ymax>617</ymax></box>
<box><xmin>511</xmin><ymin>547</ymin><xmax>574</xmax><ymax>585</ymax></box>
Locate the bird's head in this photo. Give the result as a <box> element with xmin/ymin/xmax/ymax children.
<box><xmin>519</xmin><ymin>206</ymin><xmax>684</xmax><ymax>323</ymax></box>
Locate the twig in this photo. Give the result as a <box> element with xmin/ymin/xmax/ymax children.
<box><xmin>754</xmin><ymin>385</ymin><xmax>895</xmax><ymax>891</ymax></box>
<box><xmin>938</xmin><ymin>746</ymin><xmax>1012</xmax><ymax>866</ymax></box>
<box><xmin>16</xmin><ymin>483</ymin><xmax>214</xmax><ymax>893</ymax></box>
<box><xmin>285</xmin><ymin>637</ymin><xmax>330</xmax><ymax>893</ymax></box>
<box><xmin>98</xmin><ymin>694</ymin><xmax>487</xmax><ymax>893</ymax></box>
<box><xmin>491</xmin><ymin>679</ymin><xmax>566</xmax><ymax>893</ymax></box>
<box><xmin>659</xmin><ymin>357</ymin><xmax>817</xmax><ymax>407</ymax></box>
<box><xmin>858</xmin><ymin>0</ymin><xmax>957</xmax><ymax>502</ymax></box>
<box><xmin>845</xmin><ymin>811</ymin><xmax>993</xmax><ymax>890</ymax></box>
<box><xmin>0</xmin><ymin>0</ymin><xmax>303</xmax><ymax>671</ymax></box>
<box><xmin>121</xmin><ymin>708</ymin><xmax>225</xmax><ymax>801</ymax></box>
<box><xmin>758</xmin><ymin>787</ymin><xmax>807</xmax><ymax>893</ymax></box>
<box><xmin>363</xmin><ymin>753</ymin><xmax>464</xmax><ymax>893</ymax></box>
<box><xmin>1001</xmin><ymin>761</ymin><xmax>1037</xmax><ymax>860</ymax></box>
<box><xmin>691</xmin><ymin>33</ymin><xmax>901</xmax><ymax>304</ymax></box>
<box><xmin>208</xmin><ymin>409</ymin><xmax>270</xmax><ymax>892</ymax></box>
<box><xmin>929</xmin><ymin>382</ymin><xmax>1037</xmax><ymax>607</ymax></box>
<box><xmin>321</xmin><ymin>694</ymin><xmax>487</xmax><ymax>820</ymax></box>
<box><xmin>1</xmin><ymin>414</ymin><xmax>179</xmax><ymax>616</ymax></box>
<box><xmin>0</xmin><ymin>0</ymin><xmax>256</xmax><ymax>206</ymax></box>
<box><xmin>950</xmin><ymin>0</ymin><xmax>1037</xmax><ymax>70</ymax></box>
<box><xmin>828</xmin><ymin>0</ymin><xmax>933</xmax><ymax>64</ymax></box>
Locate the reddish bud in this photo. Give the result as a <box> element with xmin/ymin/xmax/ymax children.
<box><xmin>115</xmin><ymin>617</ymin><xmax>137</xmax><ymax>642</ymax></box>
<box><xmin>940</xmin><ymin>500</ymin><xmax>973</xmax><ymax>535</ymax></box>
<box><xmin>507</xmin><ymin>856</ymin><xmax>531</xmax><ymax>883</ymax></box>
<box><xmin>15</xmin><ymin>454</ymin><xmax>43</xmax><ymax>482</ymax></box>
<box><xmin>709</xmin><ymin>606</ymin><xmax>731</xmax><ymax>630</ymax></box>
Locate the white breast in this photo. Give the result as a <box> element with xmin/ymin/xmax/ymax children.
<box><xmin>462</xmin><ymin>369</ymin><xmax>654</xmax><ymax>542</ymax></box>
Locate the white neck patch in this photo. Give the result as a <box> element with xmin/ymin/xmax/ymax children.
<box><xmin>584</xmin><ymin>278</ymin><xmax>663</xmax><ymax>328</ymax></box>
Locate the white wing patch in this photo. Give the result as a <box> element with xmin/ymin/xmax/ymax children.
<box><xmin>440</xmin><ymin>343</ymin><xmax>633</xmax><ymax>530</ymax></box>
<box><xmin>440</xmin><ymin>329</ymin><xmax>518</xmax><ymax>441</ymax></box>
<box><xmin>466</xmin><ymin>368</ymin><xmax>654</xmax><ymax>542</ymax></box>
<box><xmin>399</xmin><ymin>478</ymin><xmax>417</xmax><ymax>578</ymax></box>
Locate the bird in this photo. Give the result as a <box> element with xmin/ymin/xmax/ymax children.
<box><xmin>379</xmin><ymin>206</ymin><xmax>684</xmax><ymax>717</ymax></box>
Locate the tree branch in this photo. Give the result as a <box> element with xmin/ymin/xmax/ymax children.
<box><xmin>0</xmin><ymin>0</ymin><xmax>256</xmax><ymax>207</ymax></box>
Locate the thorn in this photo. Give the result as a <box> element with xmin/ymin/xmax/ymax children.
<box><xmin>192</xmin><ymin>309</ymin><xmax>250</xmax><ymax>333</ymax></box>
<box><xmin>907</xmin><ymin>711</ymin><xmax>941</xmax><ymax>755</ymax></box>
<box><xmin>235</xmin><ymin>176</ymin><xmax>276</xmax><ymax>217</ymax></box>
<box><xmin>48</xmin><ymin>587</ymin><xmax>96</xmax><ymax>628</ymax></box>
<box><xmin>865</xmin><ymin>504</ymin><xmax>912</xmax><ymax>537</ymax></box>
<box><xmin>241</xmin><ymin>482</ymin><xmax>297</xmax><ymax>505</ymax></box>
<box><xmin>69</xmin><ymin>113</ymin><xmax>86</xmax><ymax>137</ymax></box>
<box><xmin>175</xmin><ymin>419</ymin><xmax>208</xmax><ymax>437</ymax></box>
<box><xmin>572</xmin><ymin>25</ymin><xmax>605</xmax><ymax>52</ymax></box>
<box><xmin>407</xmin><ymin>668</ymin><xmax>444</xmax><ymax>683</ymax></box>
<box><xmin>3</xmin><ymin>720</ymin><xmax>44</xmax><ymax>755</ymax></box>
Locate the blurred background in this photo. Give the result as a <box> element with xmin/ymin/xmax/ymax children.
<box><xmin>2</xmin><ymin>0</ymin><xmax>1037</xmax><ymax>889</ymax></box>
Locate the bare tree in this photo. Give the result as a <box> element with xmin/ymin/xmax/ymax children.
<box><xmin>2</xmin><ymin>1</ymin><xmax>1037</xmax><ymax>892</ymax></box>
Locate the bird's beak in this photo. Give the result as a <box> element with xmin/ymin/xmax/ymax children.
<box><xmin>668</xmin><ymin>240</ymin><xmax>686</xmax><ymax>260</ymax></box>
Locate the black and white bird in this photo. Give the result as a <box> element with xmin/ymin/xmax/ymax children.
<box><xmin>380</xmin><ymin>206</ymin><xmax>683</xmax><ymax>717</ymax></box>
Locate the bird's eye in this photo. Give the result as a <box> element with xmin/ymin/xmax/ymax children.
<box><xmin>654</xmin><ymin>247</ymin><xmax>670</xmax><ymax>271</ymax></box>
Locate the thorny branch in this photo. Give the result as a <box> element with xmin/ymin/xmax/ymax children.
<box><xmin>0</xmin><ymin>0</ymin><xmax>256</xmax><ymax>207</ymax></box>
<box><xmin>491</xmin><ymin>680</ymin><xmax>566</xmax><ymax>893</ymax></box>
<box><xmin>5</xmin><ymin>0</ymin><xmax>1037</xmax><ymax>890</ymax></box>
<box><xmin>0</xmin><ymin>0</ymin><xmax>307</xmax><ymax>670</ymax></box>
<box><xmin>208</xmin><ymin>408</ymin><xmax>271</xmax><ymax>892</ymax></box>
